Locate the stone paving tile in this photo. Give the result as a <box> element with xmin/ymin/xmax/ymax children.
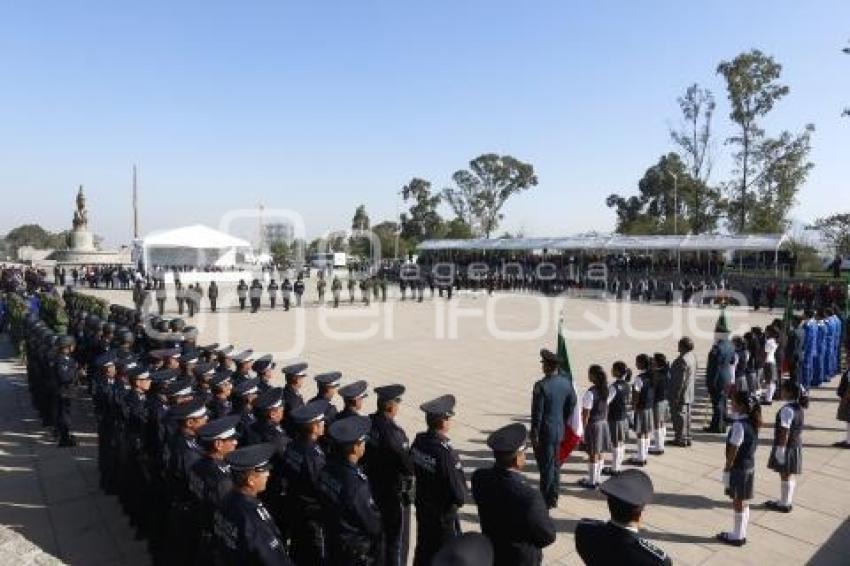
<box><xmin>51</xmin><ymin>289</ymin><xmax>850</xmax><ymax>565</ymax></box>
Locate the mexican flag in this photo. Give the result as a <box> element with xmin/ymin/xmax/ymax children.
<box><xmin>556</xmin><ymin>315</ymin><xmax>583</xmax><ymax>464</ymax></box>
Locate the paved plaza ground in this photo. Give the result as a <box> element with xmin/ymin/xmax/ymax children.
<box><xmin>2</xmin><ymin>286</ymin><xmax>849</xmax><ymax>565</ymax></box>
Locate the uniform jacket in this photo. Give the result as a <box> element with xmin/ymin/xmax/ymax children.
<box><xmin>575</xmin><ymin>520</ymin><xmax>671</xmax><ymax>565</ymax></box>
<box><xmin>705</xmin><ymin>338</ymin><xmax>734</xmax><ymax>392</ymax></box>
<box><xmin>410</xmin><ymin>430</ymin><xmax>467</xmax><ymax>518</ymax></box>
<box><xmin>472</xmin><ymin>467</ymin><xmax>556</xmax><ymax>566</ymax></box>
<box><xmin>215</xmin><ymin>490</ymin><xmax>293</xmax><ymax>566</ymax></box>
<box><xmin>668</xmin><ymin>351</ymin><xmax>696</xmax><ymax>404</ymax></box>
<box><xmin>530</xmin><ymin>372</ymin><xmax>575</xmax><ymax>442</ymax></box>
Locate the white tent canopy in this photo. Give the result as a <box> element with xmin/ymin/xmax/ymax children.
<box><xmin>142</xmin><ymin>224</ymin><xmax>251</xmax><ymax>267</ymax></box>
<box><xmin>417</xmin><ymin>233</ymin><xmax>790</xmax><ymax>253</ymax></box>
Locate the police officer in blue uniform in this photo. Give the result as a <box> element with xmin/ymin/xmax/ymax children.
<box><xmin>365</xmin><ymin>384</ymin><xmax>414</xmax><ymax>566</ymax></box>
<box><xmin>337</xmin><ymin>380</ymin><xmax>368</xmax><ymax>420</ymax></box>
<box><xmin>54</xmin><ymin>335</ymin><xmax>79</xmax><ymax>447</ymax></box>
<box><xmin>216</xmin><ymin>443</ymin><xmax>294</xmax><ymax>565</ymax></box>
<box><xmin>254</xmin><ymin>355</ymin><xmax>276</xmax><ymax>393</ymax></box>
<box><xmin>280</xmin><ymin>400</ymin><xmax>329</xmax><ymax>565</ymax></box>
<box><xmin>282</xmin><ymin>363</ymin><xmax>308</xmax><ymax>437</ymax></box>
<box><xmin>410</xmin><ymin>394</ymin><xmax>467</xmax><ymax>566</ymax></box>
<box><xmin>319</xmin><ymin>415</ymin><xmax>382</xmax><ymax>565</ymax></box>
<box><xmin>472</xmin><ymin>423</ymin><xmax>556</xmax><ymax>566</ymax></box>
<box><xmin>530</xmin><ymin>348</ymin><xmax>575</xmax><ymax>508</ymax></box>
<box><xmin>233</xmin><ymin>378</ymin><xmax>262</xmax><ymax>446</ymax></box>
<box><xmin>575</xmin><ymin>469</ymin><xmax>671</xmax><ymax>565</ymax></box>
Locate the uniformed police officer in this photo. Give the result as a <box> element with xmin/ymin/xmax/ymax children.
<box><xmin>237</xmin><ymin>279</ymin><xmax>249</xmax><ymax>311</ymax></box>
<box><xmin>233</xmin><ymin>378</ymin><xmax>262</xmax><ymax>446</ymax></box>
<box><xmin>574</xmin><ymin>469</ymin><xmax>671</xmax><ymax>565</ymax></box>
<box><xmin>208</xmin><ymin>372</ymin><xmax>234</xmax><ymax>419</ymax></box>
<box><xmin>280</xmin><ymin>400</ymin><xmax>329</xmax><ymax>565</ymax></box>
<box><xmin>207</xmin><ymin>280</ymin><xmax>219</xmax><ymax>312</ymax></box>
<box><xmin>410</xmin><ymin>394</ymin><xmax>467</xmax><ymax>566</ymax></box>
<box><xmin>253</xmin><ymin>355</ymin><xmax>276</xmax><ymax>393</ymax></box>
<box><xmin>253</xmin><ymin>386</ymin><xmax>293</xmax><ymax>550</ymax></box>
<box><xmin>216</xmin><ymin>443</ymin><xmax>294</xmax><ymax>565</ymax></box>
<box><xmin>268</xmin><ymin>279</ymin><xmax>279</xmax><ymax>309</ymax></box>
<box><xmin>319</xmin><ymin>415</ymin><xmax>383</xmax><ymax>565</ymax></box>
<box><xmin>294</xmin><ymin>277</ymin><xmax>305</xmax><ymax>307</ymax></box>
<box><xmin>472</xmin><ymin>423</ymin><xmax>555</xmax><ymax>566</ymax></box>
<box><xmin>282</xmin><ymin>278</ymin><xmax>293</xmax><ymax>311</ymax></box>
<box><xmin>311</xmin><ymin>372</ymin><xmax>341</xmax><ymax>427</ymax></box>
<box><xmin>54</xmin><ymin>335</ymin><xmax>79</xmax><ymax>447</ymax></box>
<box><xmin>365</xmin><ymin>384</ymin><xmax>414</xmax><ymax>566</ymax></box>
<box><xmin>331</xmin><ymin>276</ymin><xmax>342</xmax><ymax>308</ymax></box>
<box><xmin>432</xmin><ymin>532</ymin><xmax>494</xmax><ymax>566</ymax></box>
<box><xmin>530</xmin><ymin>348</ymin><xmax>576</xmax><ymax>508</ymax></box>
<box><xmin>231</xmin><ymin>350</ymin><xmax>255</xmax><ymax>385</ymax></box>
<box><xmin>282</xmin><ymin>363</ymin><xmax>308</xmax><ymax>437</ymax></box>
<box><xmin>338</xmin><ymin>380</ymin><xmax>368</xmax><ymax>420</ymax></box>
<box><xmin>190</xmin><ymin>415</ymin><xmax>240</xmax><ymax>560</ymax></box>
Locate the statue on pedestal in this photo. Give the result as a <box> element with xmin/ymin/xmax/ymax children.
<box><xmin>72</xmin><ymin>185</ymin><xmax>88</xmax><ymax>231</ymax></box>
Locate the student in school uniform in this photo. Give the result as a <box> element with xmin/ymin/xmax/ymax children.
<box><xmin>625</xmin><ymin>354</ymin><xmax>653</xmax><ymax>467</ymax></box>
<box><xmin>765</xmin><ymin>380</ymin><xmax>808</xmax><ymax>513</ymax></box>
<box><xmin>717</xmin><ymin>391</ymin><xmax>762</xmax><ymax>547</ymax></box>
<box><xmin>602</xmin><ymin>361</ymin><xmax>631</xmax><ymax>476</ymax></box>
<box><xmin>761</xmin><ymin>326</ymin><xmax>779</xmax><ymax>405</ymax></box>
<box><xmin>733</xmin><ymin>335</ymin><xmax>750</xmax><ymax>393</ymax></box>
<box><xmin>578</xmin><ymin>365</ymin><xmax>614</xmax><ymax>488</ymax></box>
<box><xmin>649</xmin><ymin>354</ymin><xmax>670</xmax><ymax>456</ymax></box>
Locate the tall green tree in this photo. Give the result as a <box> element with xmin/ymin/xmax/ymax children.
<box><xmin>372</xmin><ymin>220</ymin><xmax>407</xmax><ymax>259</ymax></box>
<box><xmin>400</xmin><ymin>178</ymin><xmax>444</xmax><ymax>243</ymax></box>
<box><xmin>607</xmin><ymin>153</ymin><xmax>720</xmax><ymax>235</ymax></box>
<box><xmin>812</xmin><ymin>213</ymin><xmax>850</xmax><ymax>256</ymax></box>
<box><xmin>747</xmin><ymin>126</ymin><xmax>815</xmax><ymax>232</ymax></box>
<box><xmin>444</xmin><ymin>154</ymin><xmax>538</xmax><ymax>238</ymax></box>
<box><xmin>717</xmin><ymin>50</ymin><xmax>790</xmax><ymax>232</ymax></box>
<box><xmin>270</xmin><ymin>240</ymin><xmax>291</xmax><ymax>266</ymax></box>
<box><xmin>669</xmin><ymin>83</ymin><xmax>720</xmax><ymax>233</ymax></box>
<box><xmin>351</xmin><ymin>204</ymin><xmax>370</xmax><ymax>231</ymax></box>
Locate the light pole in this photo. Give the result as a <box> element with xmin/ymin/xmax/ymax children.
<box><xmin>667</xmin><ymin>170</ymin><xmax>680</xmax><ymax>273</ymax></box>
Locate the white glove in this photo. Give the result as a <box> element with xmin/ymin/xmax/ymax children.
<box><xmin>774</xmin><ymin>447</ymin><xmax>786</xmax><ymax>466</ymax></box>
<box><xmin>722</xmin><ymin>471</ymin><xmax>730</xmax><ymax>489</ymax></box>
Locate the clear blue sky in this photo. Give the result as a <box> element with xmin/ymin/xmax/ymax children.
<box><xmin>1</xmin><ymin>0</ymin><xmax>848</xmax><ymax>246</ymax></box>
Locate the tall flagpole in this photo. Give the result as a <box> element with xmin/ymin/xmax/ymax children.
<box><xmin>132</xmin><ymin>164</ymin><xmax>139</xmax><ymax>239</ymax></box>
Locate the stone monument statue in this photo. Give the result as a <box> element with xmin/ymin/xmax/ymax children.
<box><xmin>68</xmin><ymin>185</ymin><xmax>95</xmax><ymax>251</ymax></box>
<box><xmin>72</xmin><ymin>185</ymin><xmax>88</xmax><ymax>231</ymax></box>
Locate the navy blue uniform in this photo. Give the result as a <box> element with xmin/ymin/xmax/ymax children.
<box><xmin>472</xmin><ymin>467</ymin><xmax>556</xmax><ymax>566</ymax></box>
<box><xmin>215</xmin><ymin>490</ymin><xmax>293</xmax><ymax>565</ymax></box>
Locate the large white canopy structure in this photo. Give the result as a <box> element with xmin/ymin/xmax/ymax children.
<box><xmin>141</xmin><ymin>224</ymin><xmax>251</xmax><ymax>267</ymax></box>
<box><xmin>417</xmin><ymin>233</ymin><xmax>790</xmax><ymax>253</ymax></box>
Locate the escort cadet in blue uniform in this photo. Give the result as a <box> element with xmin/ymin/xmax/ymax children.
<box><xmin>280</xmin><ymin>399</ymin><xmax>330</xmax><ymax>565</ymax></box>
<box><xmin>410</xmin><ymin>394</ymin><xmax>467</xmax><ymax>566</ymax></box>
<box><xmin>530</xmin><ymin>348</ymin><xmax>576</xmax><ymax>508</ymax></box>
<box><xmin>472</xmin><ymin>423</ymin><xmax>556</xmax><ymax>566</ymax></box>
<box><xmin>319</xmin><ymin>415</ymin><xmax>383</xmax><ymax>565</ymax></box>
<box><xmin>704</xmin><ymin>313</ymin><xmax>734</xmax><ymax>433</ymax></box>
<box><xmin>575</xmin><ymin>469</ymin><xmax>671</xmax><ymax>565</ymax></box>
<box><xmin>281</xmin><ymin>362</ymin><xmax>308</xmax><ymax>437</ymax></box>
<box><xmin>54</xmin><ymin>335</ymin><xmax>79</xmax><ymax>447</ymax></box>
<box><xmin>365</xmin><ymin>384</ymin><xmax>414</xmax><ymax>566</ymax></box>
<box><xmin>337</xmin><ymin>379</ymin><xmax>369</xmax><ymax>420</ymax></box>
<box><xmin>216</xmin><ymin>443</ymin><xmax>294</xmax><ymax>565</ymax></box>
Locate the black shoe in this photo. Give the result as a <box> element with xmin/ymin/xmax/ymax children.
<box><xmin>832</xmin><ymin>441</ymin><xmax>850</xmax><ymax>449</ymax></box>
<box><xmin>577</xmin><ymin>478</ymin><xmax>598</xmax><ymax>489</ymax></box>
<box><xmin>702</xmin><ymin>426</ymin><xmax>719</xmax><ymax>433</ymax></box>
<box><xmin>601</xmin><ymin>467</ymin><xmax>620</xmax><ymax>476</ymax></box>
<box><xmin>716</xmin><ymin>532</ymin><xmax>746</xmax><ymax>547</ymax></box>
<box><xmin>648</xmin><ymin>448</ymin><xmax>665</xmax><ymax>456</ymax></box>
<box><xmin>765</xmin><ymin>500</ymin><xmax>792</xmax><ymax>513</ymax></box>
<box><xmin>624</xmin><ymin>457</ymin><xmax>646</xmax><ymax>467</ymax></box>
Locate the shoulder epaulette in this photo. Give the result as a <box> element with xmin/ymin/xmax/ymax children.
<box><xmin>637</xmin><ymin>537</ymin><xmax>668</xmax><ymax>561</ymax></box>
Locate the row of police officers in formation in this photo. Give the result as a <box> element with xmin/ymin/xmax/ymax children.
<box><xmin>19</xmin><ymin>296</ymin><xmax>673</xmax><ymax>566</ymax></box>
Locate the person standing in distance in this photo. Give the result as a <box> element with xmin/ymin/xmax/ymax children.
<box><xmin>704</xmin><ymin>312</ymin><xmax>734</xmax><ymax>434</ymax></box>
<box><xmin>575</xmin><ymin>469</ymin><xmax>671</xmax><ymax>565</ymax></box>
<box><xmin>668</xmin><ymin>337</ymin><xmax>696</xmax><ymax>447</ymax></box>
<box><xmin>472</xmin><ymin>423</ymin><xmax>556</xmax><ymax>566</ymax></box>
<box><xmin>410</xmin><ymin>395</ymin><xmax>467</xmax><ymax>566</ymax></box>
<box><xmin>530</xmin><ymin>348</ymin><xmax>576</xmax><ymax>508</ymax></box>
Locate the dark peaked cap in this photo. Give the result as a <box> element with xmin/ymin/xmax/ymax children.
<box><xmin>600</xmin><ymin>469</ymin><xmax>655</xmax><ymax>507</ymax></box>
<box><xmin>328</xmin><ymin>415</ymin><xmax>371</xmax><ymax>444</ymax></box>
<box><xmin>339</xmin><ymin>380</ymin><xmax>369</xmax><ymax>400</ymax></box>
<box><xmin>374</xmin><ymin>384</ymin><xmax>405</xmax><ymax>402</ymax></box>
<box><xmin>226</xmin><ymin>443</ymin><xmax>276</xmax><ymax>472</ymax></box>
<box><xmin>420</xmin><ymin>394</ymin><xmax>456</xmax><ymax>417</ymax></box>
<box><xmin>197</xmin><ymin>415</ymin><xmax>240</xmax><ymax>441</ymax></box>
<box><xmin>486</xmin><ymin>423</ymin><xmax>528</xmax><ymax>453</ymax></box>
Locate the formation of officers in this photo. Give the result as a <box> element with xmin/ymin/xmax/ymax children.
<box><xmin>20</xmin><ymin>297</ymin><xmax>673</xmax><ymax>566</ymax></box>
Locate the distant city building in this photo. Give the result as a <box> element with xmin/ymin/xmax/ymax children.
<box><xmin>264</xmin><ymin>222</ymin><xmax>294</xmax><ymax>245</ymax></box>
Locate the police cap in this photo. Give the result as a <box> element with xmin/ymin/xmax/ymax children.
<box><xmin>193</xmin><ymin>362</ymin><xmax>216</xmax><ymax>377</ymax></box>
<box><xmin>151</xmin><ymin>368</ymin><xmax>178</xmax><ymax>384</ymax></box>
<box><xmin>210</xmin><ymin>371</ymin><xmax>232</xmax><ymax>388</ymax></box>
<box><xmin>315</xmin><ymin>371</ymin><xmax>342</xmax><ymax>388</ymax></box>
<box><xmin>226</xmin><ymin>443</ymin><xmax>276</xmax><ymax>473</ymax></box>
<box><xmin>599</xmin><ymin>469</ymin><xmax>654</xmax><ymax>507</ymax></box>
<box><xmin>57</xmin><ymin>335</ymin><xmax>76</xmax><ymax>348</ymax></box>
<box><xmin>486</xmin><ymin>423</ymin><xmax>527</xmax><ymax>454</ymax></box>
<box><xmin>197</xmin><ymin>415</ymin><xmax>240</xmax><ymax>441</ymax></box>
<box><xmin>168</xmin><ymin>397</ymin><xmax>207</xmax><ymax>420</ymax></box>
<box><xmin>232</xmin><ymin>378</ymin><xmax>260</xmax><ymax>398</ymax></box>
<box><xmin>282</xmin><ymin>362</ymin><xmax>308</xmax><ymax>377</ymax></box>
<box><xmin>128</xmin><ymin>367</ymin><xmax>152</xmax><ymax>382</ymax></box>
<box><xmin>179</xmin><ymin>352</ymin><xmax>199</xmax><ymax>365</ymax></box>
<box><xmin>374</xmin><ymin>384</ymin><xmax>404</xmax><ymax>403</ymax></box>
<box><xmin>420</xmin><ymin>394</ymin><xmax>456</xmax><ymax>417</ymax></box>
<box><xmin>254</xmin><ymin>387</ymin><xmax>284</xmax><ymax>411</ymax></box>
<box><xmin>340</xmin><ymin>380</ymin><xmax>369</xmax><ymax>400</ymax></box>
<box><xmin>199</xmin><ymin>343</ymin><xmax>220</xmax><ymax>353</ymax></box>
<box><xmin>290</xmin><ymin>399</ymin><xmax>330</xmax><ymax>424</ymax></box>
<box><xmin>165</xmin><ymin>378</ymin><xmax>194</xmax><ymax>398</ymax></box>
<box><xmin>232</xmin><ymin>349</ymin><xmax>254</xmax><ymax>364</ymax></box>
<box><xmin>252</xmin><ymin>355</ymin><xmax>275</xmax><ymax>374</ymax></box>
<box><xmin>327</xmin><ymin>415</ymin><xmax>370</xmax><ymax>445</ymax></box>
